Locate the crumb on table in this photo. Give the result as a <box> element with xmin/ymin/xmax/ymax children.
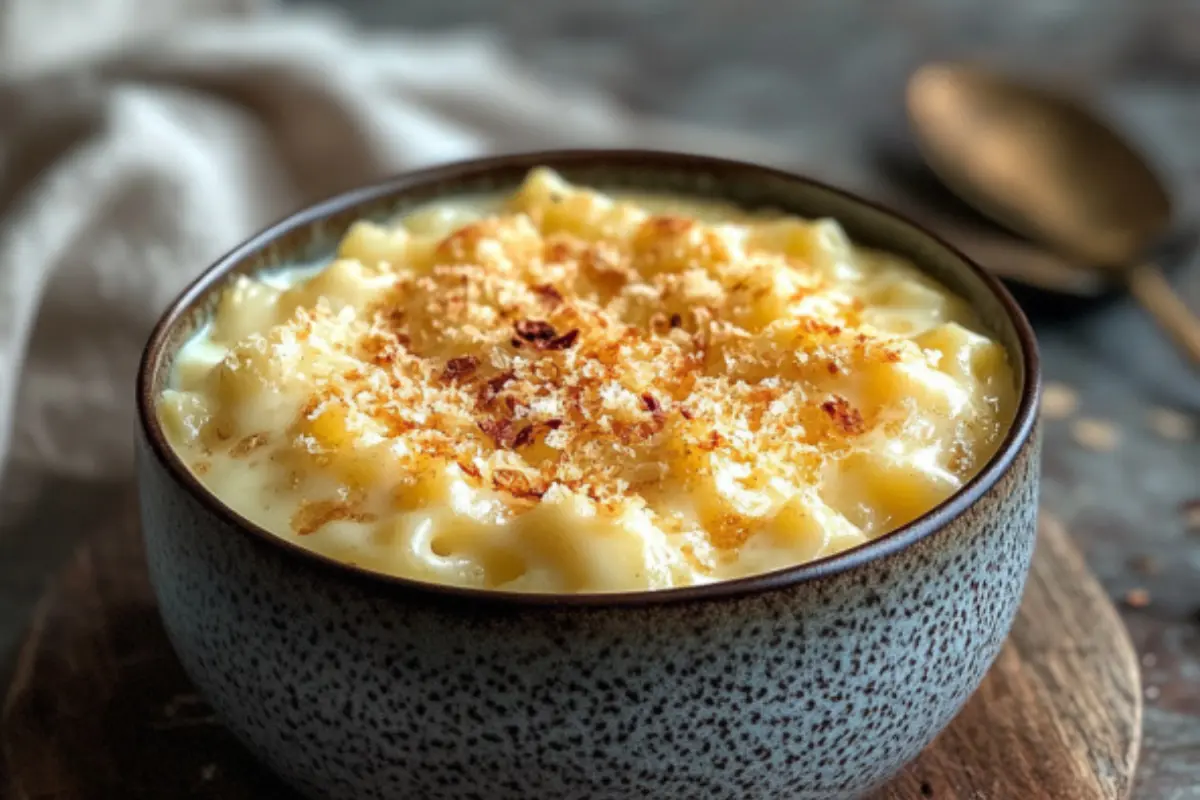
<box><xmin>1041</xmin><ymin>381</ymin><xmax>1079</xmax><ymax>420</ymax></box>
<box><xmin>1124</xmin><ymin>588</ymin><xmax>1151</xmax><ymax>609</ymax></box>
<box><xmin>1071</xmin><ymin>417</ymin><xmax>1121</xmax><ymax>452</ymax></box>
<box><xmin>1147</xmin><ymin>407</ymin><xmax>1195</xmax><ymax>442</ymax></box>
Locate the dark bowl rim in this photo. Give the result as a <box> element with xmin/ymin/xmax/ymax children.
<box><xmin>136</xmin><ymin>148</ymin><xmax>1042</xmax><ymax>609</ymax></box>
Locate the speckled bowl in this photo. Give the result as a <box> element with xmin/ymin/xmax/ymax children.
<box><xmin>136</xmin><ymin>150</ymin><xmax>1041</xmax><ymax>800</ymax></box>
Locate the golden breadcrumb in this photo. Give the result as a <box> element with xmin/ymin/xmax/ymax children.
<box><xmin>161</xmin><ymin>169</ymin><xmax>1015</xmax><ymax>578</ymax></box>
<box><xmin>242</xmin><ymin>210</ymin><xmax>932</xmax><ymax>534</ymax></box>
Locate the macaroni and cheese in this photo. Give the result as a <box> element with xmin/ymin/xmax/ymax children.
<box><xmin>159</xmin><ymin>168</ymin><xmax>1016</xmax><ymax>593</ymax></box>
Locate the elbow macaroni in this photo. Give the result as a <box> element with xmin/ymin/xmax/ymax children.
<box><xmin>159</xmin><ymin>168</ymin><xmax>1017</xmax><ymax>593</ymax></box>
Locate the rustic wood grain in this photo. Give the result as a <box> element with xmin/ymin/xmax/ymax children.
<box><xmin>0</xmin><ymin>505</ymin><xmax>1140</xmax><ymax>800</ymax></box>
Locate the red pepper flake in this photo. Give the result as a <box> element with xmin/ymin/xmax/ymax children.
<box><xmin>680</xmin><ymin>407</ymin><xmax>695</xmax><ymax>420</ymax></box>
<box><xmin>515</xmin><ymin>319</ymin><xmax>557</xmax><ymax>342</ymax></box>
<box><xmin>512</xmin><ymin>424</ymin><xmax>536</xmax><ymax>449</ymax></box>
<box><xmin>485</xmin><ymin>371</ymin><xmax>515</xmax><ymax>397</ymax></box>
<box><xmin>442</xmin><ymin>355</ymin><xmax>479</xmax><ymax>382</ymax></box>
<box><xmin>820</xmin><ymin>396</ymin><xmax>865</xmax><ymax>435</ymax></box>
<box><xmin>827</xmin><ymin>362</ymin><xmax>841</xmax><ymax>375</ymax></box>
<box><xmin>543</xmin><ymin>329</ymin><xmax>580</xmax><ymax>351</ymax></box>
<box><xmin>669</xmin><ymin>313</ymin><xmax>683</xmax><ymax>328</ymax></box>
<box><xmin>546</xmin><ymin>419</ymin><xmax>564</xmax><ymax>430</ymax></box>
<box><xmin>641</xmin><ymin>393</ymin><xmax>660</xmax><ymax>413</ymax></box>
<box><xmin>478</xmin><ymin>418</ymin><xmax>515</xmax><ymax>447</ymax></box>
<box><xmin>533</xmin><ymin>284</ymin><xmax>563</xmax><ymax>305</ymax></box>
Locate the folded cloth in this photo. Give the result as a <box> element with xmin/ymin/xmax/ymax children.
<box><xmin>0</xmin><ymin>0</ymin><xmax>790</xmax><ymax>499</ymax></box>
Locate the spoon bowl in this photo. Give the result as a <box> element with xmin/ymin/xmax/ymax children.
<box><xmin>907</xmin><ymin>62</ymin><xmax>1171</xmax><ymax>267</ymax></box>
<box><xmin>906</xmin><ymin>62</ymin><xmax>1200</xmax><ymax>363</ymax></box>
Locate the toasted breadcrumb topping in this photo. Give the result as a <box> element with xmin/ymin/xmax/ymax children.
<box><xmin>164</xmin><ymin>170</ymin><xmax>1014</xmax><ymax>575</ymax></box>
<box><xmin>234</xmin><ymin>208</ymin><xmax>934</xmax><ymax>536</ymax></box>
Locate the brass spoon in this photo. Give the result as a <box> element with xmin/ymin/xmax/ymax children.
<box><xmin>906</xmin><ymin>62</ymin><xmax>1200</xmax><ymax>363</ymax></box>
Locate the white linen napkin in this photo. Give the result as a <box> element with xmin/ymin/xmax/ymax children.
<box><xmin>0</xmin><ymin>0</ymin><xmax>791</xmax><ymax>499</ymax></box>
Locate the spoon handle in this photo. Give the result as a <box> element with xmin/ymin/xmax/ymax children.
<box><xmin>1126</xmin><ymin>262</ymin><xmax>1200</xmax><ymax>364</ymax></box>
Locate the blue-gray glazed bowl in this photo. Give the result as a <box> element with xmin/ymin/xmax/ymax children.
<box><xmin>136</xmin><ymin>150</ymin><xmax>1042</xmax><ymax>800</ymax></box>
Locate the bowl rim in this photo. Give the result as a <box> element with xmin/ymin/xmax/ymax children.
<box><xmin>136</xmin><ymin>148</ymin><xmax>1042</xmax><ymax>609</ymax></box>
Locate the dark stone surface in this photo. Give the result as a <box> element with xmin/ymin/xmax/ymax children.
<box><xmin>2</xmin><ymin>1</ymin><xmax>1197</xmax><ymax>797</ymax></box>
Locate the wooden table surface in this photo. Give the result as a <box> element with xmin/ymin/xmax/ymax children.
<box><xmin>3</xmin><ymin>1</ymin><xmax>1199</xmax><ymax>797</ymax></box>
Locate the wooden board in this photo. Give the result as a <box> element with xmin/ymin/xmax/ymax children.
<box><xmin>1</xmin><ymin>506</ymin><xmax>1140</xmax><ymax>800</ymax></box>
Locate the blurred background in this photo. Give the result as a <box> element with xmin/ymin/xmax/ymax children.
<box><xmin>0</xmin><ymin>0</ymin><xmax>1197</xmax><ymax>795</ymax></box>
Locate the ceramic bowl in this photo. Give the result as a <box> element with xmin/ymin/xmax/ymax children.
<box><xmin>136</xmin><ymin>150</ymin><xmax>1042</xmax><ymax>800</ymax></box>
